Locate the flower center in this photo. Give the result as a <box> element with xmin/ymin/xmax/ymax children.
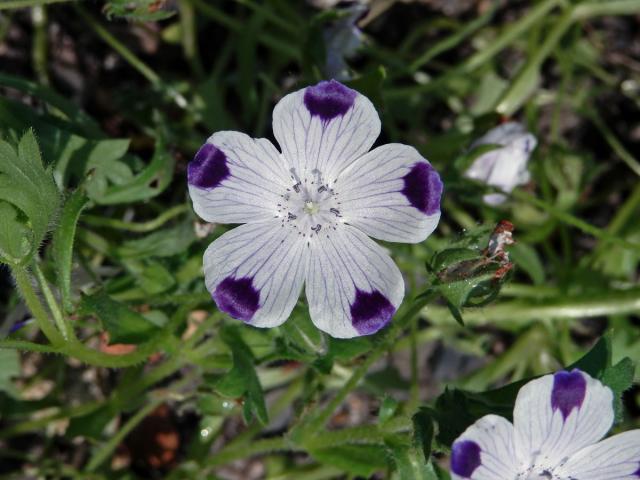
<box><xmin>277</xmin><ymin>168</ymin><xmax>343</xmax><ymax>245</ymax></box>
<box><xmin>304</xmin><ymin>201</ymin><xmax>320</xmax><ymax>215</ymax></box>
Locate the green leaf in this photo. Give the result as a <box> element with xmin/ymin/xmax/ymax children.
<box><xmin>51</xmin><ymin>188</ymin><xmax>89</xmax><ymax>313</ymax></box>
<box><xmin>412</xmin><ymin>407</ymin><xmax>434</xmax><ymax>461</ymax></box>
<box><xmin>568</xmin><ymin>334</ymin><xmax>611</xmax><ymax>378</ymax></box>
<box><xmin>0</xmin><ymin>73</ymin><xmax>102</xmax><ymax>136</ymax></box>
<box><xmin>216</xmin><ymin>325</ymin><xmax>268</xmax><ymax>425</ymax></box>
<box><xmin>95</xmin><ymin>138</ymin><xmax>175</xmax><ymax>205</ymax></box>
<box><xmin>309</xmin><ymin>444</ymin><xmax>389</xmax><ymax>477</ymax></box>
<box><xmin>0</xmin><ymin>202</ymin><xmax>31</xmax><ymax>262</ymax></box>
<box><xmin>385</xmin><ymin>435</ymin><xmax>439</xmax><ymax>480</ymax></box>
<box><xmin>379</xmin><ymin>396</ymin><xmax>400</xmax><ymax>424</ymax></box>
<box><xmin>80</xmin><ymin>291</ymin><xmax>160</xmax><ymax>344</ymax></box>
<box><xmin>117</xmin><ymin>221</ymin><xmax>196</xmax><ymax>259</ymax></box>
<box><xmin>66</xmin><ymin>405</ymin><xmax>115</xmax><ymax>440</ymax></box>
<box><xmin>508</xmin><ymin>243</ymin><xmax>545</xmax><ymax>284</ymax></box>
<box><xmin>0</xmin><ymin>129</ymin><xmax>60</xmax><ymax>266</ymax></box>
<box><xmin>601</xmin><ymin>357</ymin><xmax>635</xmax><ymax>422</ymax></box>
<box><xmin>0</xmin><ymin>349</ymin><xmax>20</xmax><ymax>397</ymax></box>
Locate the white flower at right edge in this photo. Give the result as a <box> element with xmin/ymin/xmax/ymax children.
<box><xmin>450</xmin><ymin>369</ymin><xmax>640</xmax><ymax>479</ymax></box>
<box><xmin>464</xmin><ymin>122</ymin><xmax>537</xmax><ymax>206</ymax></box>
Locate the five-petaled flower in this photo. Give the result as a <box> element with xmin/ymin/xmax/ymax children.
<box><xmin>188</xmin><ymin>79</ymin><xmax>443</xmax><ymax>338</ymax></box>
<box><xmin>464</xmin><ymin>122</ymin><xmax>537</xmax><ymax>206</ymax></box>
<box><xmin>450</xmin><ymin>368</ymin><xmax>640</xmax><ymax>479</ymax></box>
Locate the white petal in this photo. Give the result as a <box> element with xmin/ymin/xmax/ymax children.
<box><xmin>304</xmin><ymin>225</ymin><xmax>403</xmax><ymax>338</ymax></box>
<box><xmin>272</xmin><ymin>80</ymin><xmax>380</xmax><ymax>181</ymax></box>
<box><xmin>203</xmin><ymin>222</ymin><xmax>308</xmax><ymax>328</ymax></box>
<box><xmin>513</xmin><ymin>369</ymin><xmax>614</xmax><ymax>469</ymax></box>
<box><xmin>465</xmin><ymin>123</ymin><xmax>536</xmax><ymax>204</ymax></box>
<box><xmin>450</xmin><ymin>415</ymin><xmax>519</xmax><ymax>480</ymax></box>
<box><xmin>555</xmin><ymin>430</ymin><xmax>640</xmax><ymax>479</ymax></box>
<box><xmin>471</xmin><ymin>122</ymin><xmax>528</xmax><ymax>148</ymax></box>
<box><xmin>188</xmin><ymin>131</ymin><xmax>290</xmax><ymax>224</ymax></box>
<box><xmin>339</xmin><ymin>144</ymin><xmax>442</xmax><ymax>243</ymax></box>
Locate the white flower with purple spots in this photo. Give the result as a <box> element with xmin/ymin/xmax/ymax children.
<box><xmin>187</xmin><ymin>80</ymin><xmax>443</xmax><ymax>338</ymax></box>
<box><xmin>450</xmin><ymin>369</ymin><xmax>640</xmax><ymax>479</ymax></box>
<box><xmin>464</xmin><ymin>122</ymin><xmax>537</xmax><ymax>206</ymax></box>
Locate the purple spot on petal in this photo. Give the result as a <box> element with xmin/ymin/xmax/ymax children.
<box><xmin>551</xmin><ymin>369</ymin><xmax>587</xmax><ymax>420</ymax></box>
<box><xmin>451</xmin><ymin>440</ymin><xmax>482</xmax><ymax>478</ymax></box>
<box><xmin>401</xmin><ymin>162</ymin><xmax>443</xmax><ymax>215</ymax></box>
<box><xmin>634</xmin><ymin>463</ymin><xmax>640</xmax><ymax>477</ymax></box>
<box><xmin>188</xmin><ymin>143</ymin><xmax>230</xmax><ymax>189</ymax></box>
<box><xmin>303</xmin><ymin>80</ymin><xmax>357</xmax><ymax>121</ymax></box>
<box><xmin>350</xmin><ymin>289</ymin><xmax>395</xmax><ymax>335</ymax></box>
<box><xmin>213</xmin><ymin>276</ymin><xmax>260</xmax><ymax>322</ymax></box>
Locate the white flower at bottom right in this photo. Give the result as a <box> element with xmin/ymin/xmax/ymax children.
<box><xmin>450</xmin><ymin>368</ymin><xmax>640</xmax><ymax>479</ymax></box>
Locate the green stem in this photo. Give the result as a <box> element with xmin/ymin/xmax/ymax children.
<box><xmin>299</xmin><ymin>293</ymin><xmax>436</xmax><ymax>435</ymax></box>
<box><xmin>32</xmin><ymin>261</ymin><xmax>75</xmax><ymax>342</ymax></box>
<box><xmin>607</xmin><ymin>182</ymin><xmax>640</xmax><ymax>236</ymax></box>
<box><xmin>511</xmin><ymin>189</ymin><xmax>640</xmax><ymax>251</ymax></box>
<box><xmin>409</xmin><ymin>4</ymin><xmax>496</xmax><ymax>71</ymax></box>
<box><xmin>573</xmin><ymin>0</ymin><xmax>640</xmax><ymax>19</ymax></box>
<box><xmin>205</xmin><ymin>437</ymin><xmax>299</xmax><ymax>467</ymax></box>
<box><xmin>0</xmin><ymin>0</ymin><xmax>74</xmax><ymax>9</ymax></box>
<box><xmin>461</xmin><ymin>0</ymin><xmax>564</xmax><ymax>73</ymax></box>
<box><xmin>424</xmin><ymin>287</ymin><xmax>640</xmax><ymax>327</ymax></box>
<box><xmin>31</xmin><ymin>4</ymin><xmax>49</xmax><ymax>85</ymax></box>
<box><xmin>587</xmin><ymin>109</ymin><xmax>640</xmax><ymax>176</ymax></box>
<box><xmin>191</xmin><ymin>0</ymin><xmax>299</xmax><ymax>59</ymax></box>
<box><xmin>234</xmin><ymin>0</ymin><xmax>299</xmax><ymax>35</ymax></box>
<box><xmin>179</xmin><ymin>0</ymin><xmax>204</xmax><ymax>78</ymax></box>
<box><xmin>408</xmin><ymin>315</ymin><xmax>419</xmax><ymax>410</ymax></box>
<box><xmin>496</xmin><ymin>7</ymin><xmax>574</xmax><ymax>115</ymax></box>
<box><xmin>75</xmin><ymin>5</ymin><xmax>187</xmax><ymax>108</ymax></box>
<box><xmin>81</xmin><ymin>204</ymin><xmax>189</xmax><ymax>233</ymax></box>
<box><xmin>86</xmin><ymin>396</ymin><xmax>163</xmax><ymax>471</ymax></box>
<box><xmin>12</xmin><ymin>266</ymin><xmax>64</xmax><ymax>346</ymax></box>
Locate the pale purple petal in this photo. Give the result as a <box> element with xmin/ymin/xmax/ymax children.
<box><xmin>513</xmin><ymin>369</ymin><xmax>614</xmax><ymax>469</ymax></box>
<box><xmin>272</xmin><ymin>79</ymin><xmax>381</xmax><ymax>181</ymax></box>
<box><xmin>450</xmin><ymin>415</ymin><xmax>519</xmax><ymax>480</ymax></box>
<box><xmin>304</xmin><ymin>224</ymin><xmax>403</xmax><ymax>338</ymax></box>
<box><xmin>339</xmin><ymin>144</ymin><xmax>442</xmax><ymax>243</ymax></box>
<box><xmin>203</xmin><ymin>221</ymin><xmax>309</xmax><ymax>328</ymax></box>
<box><xmin>464</xmin><ymin>122</ymin><xmax>537</xmax><ymax>205</ymax></box>
<box><xmin>555</xmin><ymin>430</ymin><xmax>640</xmax><ymax>479</ymax></box>
<box><xmin>188</xmin><ymin>131</ymin><xmax>291</xmax><ymax>224</ymax></box>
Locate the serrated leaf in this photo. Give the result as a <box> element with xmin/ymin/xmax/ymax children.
<box><xmin>601</xmin><ymin>357</ymin><xmax>635</xmax><ymax>422</ymax></box>
<box><xmin>80</xmin><ymin>291</ymin><xmax>160</xmax><ymax>344</ymax></box>
<box><xmin>412</xmin><ymin>407</ymin><xmax>435</xmax><ymax>461</ymax></box>
<box><xmin>0</xmin><ymin>202</ymin><xmax>31</xmax><ymax>262</ymax></box>
<box><xmin>0</xmin><ymin>129</ymin><xmax>60</xmax><ymax>265</ymax></box>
